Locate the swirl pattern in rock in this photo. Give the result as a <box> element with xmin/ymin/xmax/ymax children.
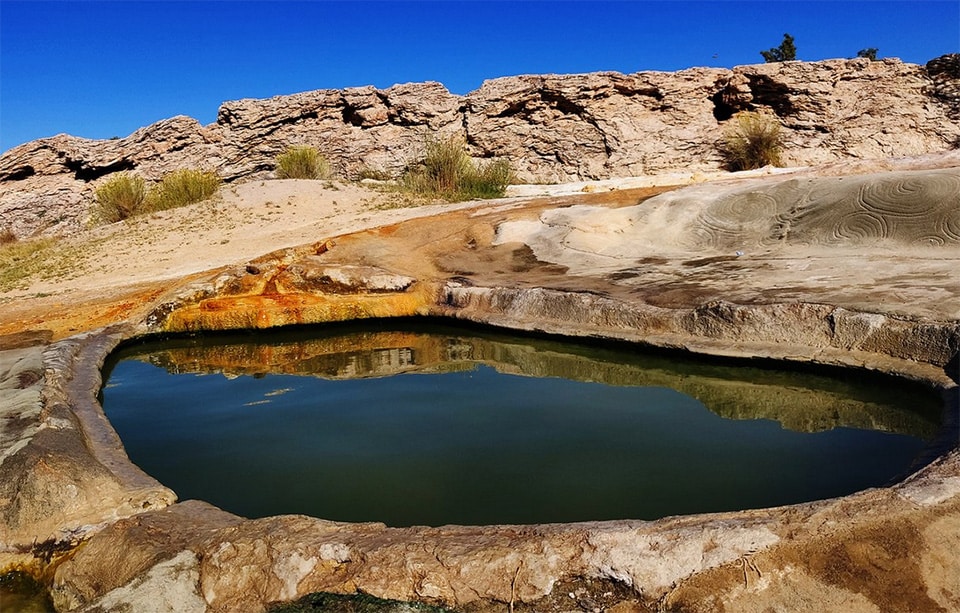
<box><xmin>493</xmin><ymin>168</ymin><xmax>960</xmax><ymax>283</ymax></box>
<box><xmin>785</xmin><ymin>170</ymin><xmax>960</xmax><ymax>247</ymax></box>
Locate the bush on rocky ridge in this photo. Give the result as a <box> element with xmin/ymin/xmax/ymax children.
<box><xmin>719</xmin><ymin>111</ymin><xmax>783</xmax><ymax>171</ymax></box>
<box><xmin>401</xmin><ymin>136</ymin><xmax>513</xmax><ymax>201</ymax></box>
<box><xmin>761</xmin><ymin>33</ymin><xmax>797</xmax><ymax>62</ymax></box>
<box><xmin>275</xmin><ymin>145</ymin><xmax>331</xmax><ymax>180</ymax></box>
<box><xmin>93</xmin><ymin>172</ymin><xmax>146</xmax><ymax>223</ymax></box>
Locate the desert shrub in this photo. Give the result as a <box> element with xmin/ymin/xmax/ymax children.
<box><xmin>145</xmin><ymin>169</ymin><xmax>221</xmax><ymax>211</ymax></box>
<box><xmin>401</xmin><ymin>136</ymin><xmax>513</xmax><ymax>201</ymax></box>
<box><xmin>93</xmin><ymin>172</ymin><xmax>146</xmax><ymax>223</ymax></box>
<box><xmin>720</xmin><ymin>111</ymin><xmax>783</xmax><ymax>171</ymax></box>
<box><xmin>275</xmin><ymin>145</ymin><xmax>331</xmax><ymax>180</ymax></box>
<box><xmin>461</xmin><ymin>158</ymin><xmax>513</xmax><ymax>199</ymax></box>
<box><xmin>0</xmin><ymin>227</ymin><xmax>17</xmax><ymax>245</ymax></box>
<box><xmin>403</xmin><ymin>136</ymin><xmax>470</xmax><ymax>196</ymax></box>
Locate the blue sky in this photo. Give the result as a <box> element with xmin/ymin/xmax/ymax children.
<box><xmin>2</xmin><ymin>0</ymin><xmax>958</xmax><ymax>153</ymax></box>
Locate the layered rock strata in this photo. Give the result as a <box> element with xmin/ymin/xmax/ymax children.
<box><xmin>2</xmin><ymin>55</ymin><xmax>960</xmax><ymax>238</ymax></box>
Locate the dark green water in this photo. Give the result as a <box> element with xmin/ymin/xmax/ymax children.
<box><xmin>101</xmin><ymin>320</ymin><xmax>942</xmax><ymax>527</ymax></box>
<box><xmin>0</xmin><ymin>572</ymin><xmax>55</xmax><ymax>613</ymax></box>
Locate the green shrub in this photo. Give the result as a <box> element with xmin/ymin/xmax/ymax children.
<box><xmin>401</xmin><ymin>136</ymin><xmax>513</xmax><ymax>201</ymax></box>
<box><xmin>275</xmin><ymin>145</ymin><xmax>331</xmax><ymax>180</ymax></box>
<box><xmin>93</xmin><ymin>172</ymin><xmax>146</xmax><ymax>223</ymax></box>
<box><xmin>145</xmin><ymin>169</ymin><xmax>221</xmax><ymax>211</ymax></box>
<box><xmin>461</xmin><ymin>158</ymin><xmax>513</xmax><ymax>199</ymax></box>
<box><xmin>720</xmin><ymin>111</ymin><xmax>783</xmax><ymax>171</ymax></box>
<box><xmin>761</xmin><ymin>33</ymin><xmax>797</xmax><ymax>63</ymax></box>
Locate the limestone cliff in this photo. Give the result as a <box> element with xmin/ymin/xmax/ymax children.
<box><xmin>2</xmin><ymin>55</ymin><xmax>959</xmax><ymax>238</ymax></box>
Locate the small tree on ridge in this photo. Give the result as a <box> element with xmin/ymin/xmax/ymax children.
<box><xmin>761</xmin><ymin>33</ymin><xmax>797</xmax><ymax>63</ymax></box>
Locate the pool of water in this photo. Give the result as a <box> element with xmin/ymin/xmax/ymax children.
<box><xmin>0</xmin><ymin>572</ymin><xmax>55</xmax><ymax>613</ymax></box>
<box><xmin>101</xmin><ymin>320</ymin><xmax>942</xmax><ymax>526</ymax></box>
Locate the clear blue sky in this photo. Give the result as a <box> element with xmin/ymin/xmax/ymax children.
<box><xmin>2</xmin><ymin>1</ymin><xmax>958</xmax><ymax>153</ymax></box>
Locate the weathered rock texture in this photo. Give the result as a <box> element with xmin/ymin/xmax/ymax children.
<box><xmin>2</xmin><ymin>55</ymin><xmax>960</xmax><ymax>238</ymax></box>
<box><xmin>0</xmin><ymin>330</ymin><xmax>175</xmax><ymax>576</ymax></box>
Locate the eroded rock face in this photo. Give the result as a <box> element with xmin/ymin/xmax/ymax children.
<box><xmin>0</xmin><ymin>117</ymin><xmax>221</xmax><ymax>237</ymax></box>
<box><xmin>3</xmin><ymin>56</ymin><xmax>959</xmax><ymax>238</ymax></box>
<box><xmin>214</xmin><ymin>82</ymin><xmax>463</xmax><ymax>182</ymax></box>
<box><xmin>927</xmin><ymin>53</ymin><xmax>960</xmax><ymax>118</ymax></box>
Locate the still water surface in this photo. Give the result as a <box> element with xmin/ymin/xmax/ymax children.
<box><xmin>101</xmin><ymin>321</ymin><xmax>941</xmax><ymax>526</ymax></box>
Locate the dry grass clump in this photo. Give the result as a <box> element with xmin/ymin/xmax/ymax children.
<box><xmin>357</xmin><ymin>165</ymin><xmax>393</xmax><ymax>181</ymax></box>
<box><xmin>720</xmin><ymin>111</ymin><xmax>783</xmax><ymax>171</ymax></box>
<box><xmin>0</xmin><ymin>236</ymin><xmax>58</xmax><ymax>291</ymax></box>
<box><xmin>145</xmin><ymin>169</ymin><xmax>221</xmax><ymax>211</ymax></box>
<box><xmin>93</xmin><ymin>172</ymin><xmax>146</xmax><ymax>223</ymax></box>
<box><xmin>402</xmin><ymin>136</ymin><xmax>513</xmax><ymax>201</ymax></box>
<box><xmin>93</xmin><ymin>169</ymin><xmax>221</xmax><ymax>225</ymax></box>
<box><xmin>0</xmin><ymin>227</ymin><xmax>17</xmax><ymax>245</ymax></box>
<box><xmin>275</xmin><ymin>145</ymin><xmax>331</xmax><ymax>180</ymax></box>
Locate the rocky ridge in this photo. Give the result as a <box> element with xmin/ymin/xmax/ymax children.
<box><xmin>2</xmin><ymin>55</ymin><xmax>960</xmax><ymax>238</ymax></box>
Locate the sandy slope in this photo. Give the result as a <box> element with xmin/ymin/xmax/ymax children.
<box><xmin>0</xmin><ymin>181</ymin><xmax>499</xmax><ymax>338</ymax></box>
<box><xmin>2</xmin><ymin>152</ymin><xmax>959</xmax><ymax>340</ymax></box>
<box><xmin>10</xmin><ymin>181</ymin><xmax>491</xmax><ymax>297</ymax></box>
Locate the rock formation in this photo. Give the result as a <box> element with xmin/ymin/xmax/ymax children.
<box><xmin>1</xmin><ymin>55</ymin><xmax>960</xmax><ymax>609</ymax></box>
<box><xmin>1</xmin><ymin>151</ymin><xmax>958</xmax><ymax>611</ymax></box>
<box><xmin>2</xmin><ymin>55</ymin><xmax>959</xmax><ymax>239</ymax></box>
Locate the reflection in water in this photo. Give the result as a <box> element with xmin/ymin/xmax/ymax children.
<box><xmin>103</xmin><ymin>320</ymin><xmax>942</xmax><ymax>526</ymax></box>
<box><xmin>124</xmin><ymin>322</ymin><xmax>941</xmax><ymax>437</ymax></box>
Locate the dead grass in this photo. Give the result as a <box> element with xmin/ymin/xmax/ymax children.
<box><xmin>0</xmin><ymin>231</ymin><xmax>113</xmax><ymax>293</ymax></box>
<box><xmin>0</xmin><ymin>237</ymin><xmax>59</xmax><ymax>291</ymax></box>
<box><xmin>720</xmin><ymin>111</ymin><xmax>783</xmax><ymax>171</ymax></box>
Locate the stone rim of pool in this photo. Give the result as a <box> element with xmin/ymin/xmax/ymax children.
<box><xmin>11</xmin><ymin>310</ymin><xmax>959</xmax><ymax>613</ymax></box>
